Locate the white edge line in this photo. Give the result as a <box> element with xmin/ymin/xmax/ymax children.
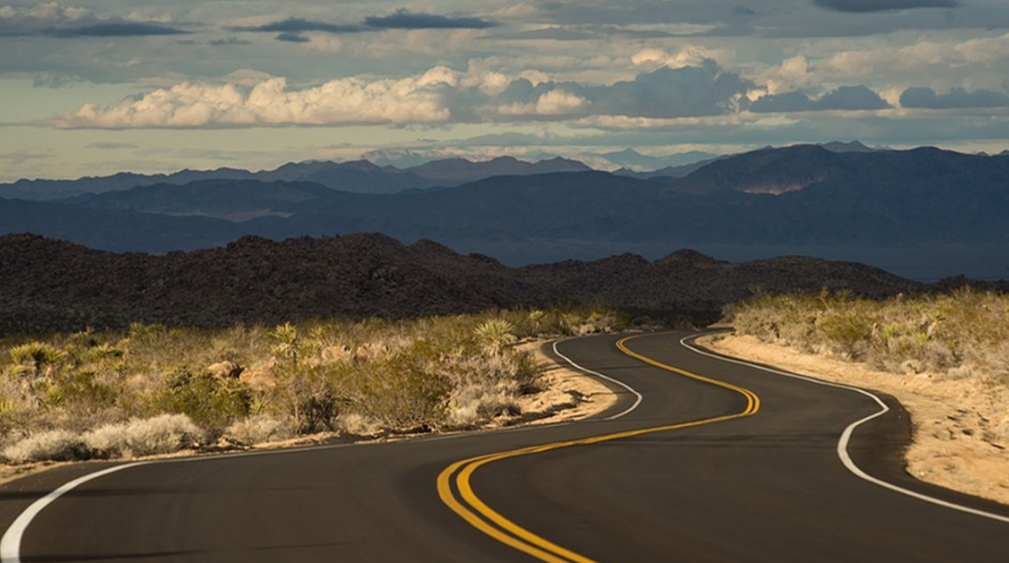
<box><xmin>0</xmin><ymin>461</ymin><xmax>149</xmax><ymax>563</ymax></box>
<box><xmin>680</xmin><ymin>333</ymin><xmax>1009</xmax><ymax>525</ymax></box>
<box><xmin>552</xmin><ymin>337</ymin><xmax>643</xmax><ymax>421</ymax></box>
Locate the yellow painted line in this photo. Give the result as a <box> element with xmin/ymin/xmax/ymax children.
<box><xmin>616</xmin><ymin>335</ymin><xmax>761</xmax><ymax>416</ymax></box>
<box><xmin>437</xmin><ymin>333</ymin><xmax>762</xmax><ymax>563</ymax></box>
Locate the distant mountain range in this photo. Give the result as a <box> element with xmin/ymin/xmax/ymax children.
<box><xmin>1</xmin><ymin>142</ymin><xmax>1007</xmax><ymax>281</ymax></box>
<box><xmin>0</xmin><ymin>141</ymin><xmax>874</xmax><ymax>201</ymax></box>
<box><xmin>0</xmin><ymin>156</ymin><xmax>590</xmax><ymax>201</ymax></box>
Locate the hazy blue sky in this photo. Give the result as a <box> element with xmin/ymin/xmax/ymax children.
<box><xmin>2</xmin><ymin>0</ymin><xmax>1008</xmax><ymax>180</ymax></box>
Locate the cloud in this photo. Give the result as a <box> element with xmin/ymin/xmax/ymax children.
<box><xmin>46</xmin><ymin>22</ymin><xmax>187</xmax><ymax>37</ymax></box>
<box><xmin>813</xmin><ymin>0</ymin><xmax>959</xmax><ymax>12</ymax></box>
<box><xmin>52</xmin><ymin>60</ymin><xmax>758</xmax><ymax>129</ymax></box>
<box><xmin>208</xmin><ymin>37</ymin><xmax>252</xmax><ymax>46</ymax></box>
<box><xmin>231</xmin><ymin>17</ymin><xmax>362</xmax><ymax>35</ymax></box>
<box><xmin>54</xmin><ymin>68</ymin><xmax>460</xmax><ymax>129</ymax></box>
<box><xmin>0</xmin><ymin>3</ymin><xmax>186</xmax><ymax>37</ymax></box>
<box><xmin>750</xmin><ymin>86</ymin><xmax>891</xmax><ymax>112</ymax></box>
<box><xmin>364</xmin><ymin>10</ymin><xmax>497</xmax><ymax>30</ymax></box>
<box><xmin>630</xmin><ymin>46</ymin><xmax>724</xmax><ymax>70</ymax></box>
<box><xmin>276</xmin><ymin>32</ymin><xmax>310</xmax><ymax>43</ymax></box>
<box><xmin>495</xmin><ymin>61</ymin><xmax>752</xmax><ymax>120</ymax></box>
<box><xmin>0</xmin><ymin>151</ymin><xmax>51</xmax><ymax>164</ymax></box>
<box><xmin>0</xmin><ymin>2</ymin><xmax>92</xmax><ymax>35</ymax></box>
<box><xmin>900</xmin><ymin>86</ymin><xmax>1009</xmax><ymax>109</ymax></box>
<box><xmin>86</xmin><ymin>142</ymin><xmax>138</xmax><ymax>150</ymax></box>
<box><xmin>594</xmin><ymin>63</ymin><xmax>752</xmax><ymax>118</ymax></box>
<box><xmin>32</xmin><ymin>73</ymin><xmax>88</xmax><ymax>88</ymax></box>
<box><xmin>230</xmin><ymin>11</ymin><xmax>496</xmax><ymax>39</ymax></box>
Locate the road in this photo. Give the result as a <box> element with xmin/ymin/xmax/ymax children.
<box><xmin>1</xmin><ymin>331</ymin><xmax>1007</xmax><ymax>562</ymax></box>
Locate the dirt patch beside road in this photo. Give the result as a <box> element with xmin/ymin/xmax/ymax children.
<box><xmin>700</xmin><ymin>333</ymin><xmax>1009</xmax><ymax>506</ymax></box>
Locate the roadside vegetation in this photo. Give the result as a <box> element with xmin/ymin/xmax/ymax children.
<box><xmin>728</xmin><ymin>288</ymin><xmax>1009</xmax><ymax>384</ymax></box>
<box><xmin>0</xmin><ymin>307</ymin><xmax>627</xmax><ymax>464</ymax></box>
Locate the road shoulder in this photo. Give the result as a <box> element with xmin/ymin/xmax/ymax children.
<box><xmin>699</xmin><ymin>333</ymin><xmax>1009</xmax><ymax>506</ymax></box>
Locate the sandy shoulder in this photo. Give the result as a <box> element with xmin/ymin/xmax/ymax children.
<box><xmin>510</xmin><ymin>339</ymin><xmax>617</xmax><ymax>425</ymax></box>
<box><xmin>700</xmin><ymin>333</ymin><xmax>1009</xmax><ymax>506</ymax></box>
<box><xmin>0</xmin><ymin>339</ymin><xmax>616</xmax><ymax>487</ymax></box>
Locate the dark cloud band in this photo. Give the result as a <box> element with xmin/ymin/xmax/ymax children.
<box><xmin>901</xmin><ymin>87</ymin><xmax>1009</xmax><ymax>109</ymax></box>
<box><xmin>751</xmin><ymin>86</ymin><xmax>891</xmax><ymax>112</ymax></box>
<box><xmin>47</xmin><ymin>23</ymin><xmax>188</xmax><ymax>38</ymax></box>
<box><xmin>813</xmin><ymin>0</ymin><xmax>958</xmax><ymax>13</ymax></box>
<box><xmin>364</xmin><ymin>10</ymin><xmax>498</xmax><ymax>29</ymax></box>
<box><xmin>231</xmin><ymin>18</ymin><xmax>362</xmax><ymax>34</ymax></box>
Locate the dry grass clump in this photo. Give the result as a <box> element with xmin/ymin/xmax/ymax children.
<box><xmin>0</xmin><ymin>306</ymin><xmax>627</xmax><ymax>464</ymax></box>
<box><xmin>1</xmin><ymin>414</ymin><xmax>203</xmax><ymax>463</ymax></box>
<box><xmin>729</xmin><ymin>288</ymin><xmax>1009</xmax><ymax>384</ymax></box>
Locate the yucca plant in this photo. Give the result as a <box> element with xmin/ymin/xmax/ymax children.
<box><xmin>474</xmin><ymin>319</ymin><xmax>517</xmax><ymax>355</ymax></box>
<box><xmin>9</xmin><ymin>342</ymin><xmax>63</xmax><ymax>380</ymax></box>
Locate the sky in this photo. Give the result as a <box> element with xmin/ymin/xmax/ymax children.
<box><xmin>2</xmin><ymin>0</ymin><xmax>1009</xmax><ymax>180</ymax></box>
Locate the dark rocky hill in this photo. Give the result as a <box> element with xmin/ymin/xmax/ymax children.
<box><xmin>0</xmin><ymin>233</ymin><xmax>926</xmax><ymax>334</ymax></box>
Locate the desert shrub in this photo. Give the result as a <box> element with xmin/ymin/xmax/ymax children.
<box><xmin>270</xmin><ymin>362</ymin><xmax>348</xmax><ymax>434</ymax></box>
<box><xmin>0</xmin><ymin>377</ymin><xmax>38</xmax><ymax>441</ymax></box>
<box><xmin>149</xmin><ymin>369</ymin><xmax>251</xmax><ymax>435</ymax></box>
<box><xmin>83</xmin><ymin>414</ymin><xmax>203</xmax><ymax>459</ymax></box>
<box><xmin>815</xmin><ymin>312</ymin><xmax>874</xmax><ymax>360</ymax></box>
<box><xmin>0</xmin><ymin>305</ymin><xmax>629</xmax><ymax>456</ymax></box>
<box><xmin>2</xmin><ymin>429</ymin><xmax>88</xmax><ymax>464</ymax></box>
<box><xmin>224</xmin><ymin>414</ymin><xmax>293</xmax><ymax>446</ymax></box>
<box><xmin>729</xmin><ymin>288</ymin><xmax>1009</xmax><ymax>390</ymax></box>
<box><xmin>340</xmin><ymin>338</ymin><xmax>454</xmax><ymax>430</ymax></box>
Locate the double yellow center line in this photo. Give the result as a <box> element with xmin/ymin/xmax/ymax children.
<box><xmin>437</xmin><ymin>334</ymin><xmax>761</xmax><ymax>563</ymax></box>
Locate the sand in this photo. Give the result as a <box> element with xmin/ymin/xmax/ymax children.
<box><xmin>701</xmin><ymin>333</ymin><xmax>1009</xmax><ymax>506</ymax></box>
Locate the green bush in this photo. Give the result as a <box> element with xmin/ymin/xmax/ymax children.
<box><xmin>149</xmin><ymin>369</ymin><xmax>251</xmax><ymax>435</ymax></box>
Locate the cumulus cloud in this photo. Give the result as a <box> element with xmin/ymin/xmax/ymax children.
<box><xmin>750</xmin><ymin>85</ymin><xmax>891</xmax><ymax>112</ymax></box>
<box><xmin>54</xmin><ymin>68</ymin><xmax>460</xmax><ymax>129</ymax></box>
<box><xmin>595</xmin><ymin>64</ymin><xmax>752</xmax><ymax>118</ymax></box>
<box><xmin>54</xmin><ymin>59</ymin><xmax>761</xmax><ymax>129</ymax></box>
<box><xmin>630</xmin><ymin>46</ymin><xmax>722</xmax><ymax>70</ymax></box>
<box><xmin>813</xmin><ymin>0</ymin><xmax>958</xmax><ymax>12</ymax></box>
<box><xmin>495</xmin><ymin>61</ymin><xmax>751</xmax><ymax>120</ymax></box>
<box><xmin>500</xmin><ymin>88</ymin><xmax>591</xmax><ymax>117</ymax></box>
<box><xmin>900</xmin><ymin>86</ymin><xmax>1009</xmax><ymax>109</ymax></box>
<box><xmin>364</xmin><ymin>10</ymin><xmax>498</xmax><ymax>29</ymax></box>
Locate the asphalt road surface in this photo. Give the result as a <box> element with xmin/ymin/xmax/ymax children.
<box><xmin>2</xmin><ymin>331</ymin><xmax>1007</xmax><ymax>562</ymax></box>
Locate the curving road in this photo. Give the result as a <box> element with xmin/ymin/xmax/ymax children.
<box><xmin>1</xmin><ymin>331</ymin><xmax>1008</xmax><ymax>562</ymax></box>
